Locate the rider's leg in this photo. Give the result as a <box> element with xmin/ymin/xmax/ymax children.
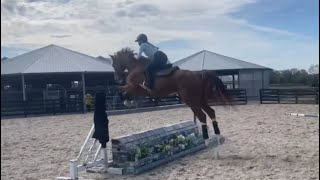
<box><xmin>159</xmin><ymin>51</ymin><xmax>168</xmax><ymax>67</ymax></box>
<box><xmin>147</xmin><ymin>51</ymin><xmax>168</xmax><ymax>89</ymax></box>
<box><xmin>145</xmin><ymin>64</ymin><xmax>153</xmax><ymax>88</ymax></box>
<box><xmin>148</xmin><ymin>67</ymin><xmax>155</xmax><ymax>89</ymax></box>
<box><xmin>154</xmin><ymin>51</ymin><xmax>168</xmax><ymax>69</ymax></box>
<box><xmin>146</xmin><ymin>60</ymin><xmax>157</xmax><ymax>89</ymax></box>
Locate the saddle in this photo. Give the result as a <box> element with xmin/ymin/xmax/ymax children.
<box><xmin>141</xmin><ymin>64</ymin><xmax>180</xmax><ymax>91</ymax></box>
<box><xmin>155</xmin><ymin>64</ymin><xmax>180</xmax><ymax>77</ymax></box>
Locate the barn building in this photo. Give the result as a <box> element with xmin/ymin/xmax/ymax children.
<box><xmin>173</xmin><ymin>50</ymin><xmax>272</xmax><ymax>99</ymax></box>
<box><xmin>1</xmin><ymin>44</ymin><xmax>115</xmax><ymax>115</ymax></box>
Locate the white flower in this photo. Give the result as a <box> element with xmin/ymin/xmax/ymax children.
<box><xmin>188</xmin><ymin>133</ymin><xmax>196</xmax><ymax>140</ymax></box>
<box><xmin>177</xmin><ymin>135</ymin><xmax>185</xmax><ymax>141</ymax></box>
<box><xmin>179</xmin><ymin>144</ymin><xmax>186</xmax><ymax>150</ymax></box>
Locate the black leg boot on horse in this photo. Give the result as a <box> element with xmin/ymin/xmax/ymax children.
<box><xmin>191</xmin><ymin>106</ymin><xmax>210</xmax><ymax>140</ymax></box>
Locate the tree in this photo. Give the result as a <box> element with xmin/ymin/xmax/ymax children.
<box><xmin>308</xmin><ymin>64</ymin><xmax>319</xmax><ymax>87</ymax></box>
<box><xmin>1</xmin><ymin>57</ymin><xmax>9</xmax><ymax>61</ymax></box>
<box><xmin>269</xmin><ymin>65</ymin><xmax>319</xmax><ymax>86</ymax></box>
<box><xmin>270</xmin><ymin>70</ymin><xmax>281</xmax><ymax>84</ymax></box>
<box><xmin>298</xmin><ymin>69</ymin><xmax>309</xmax><ymax>83</ymax></box>
<box><xmin>308</xmin><ymin>64</ymin><xmax>319</xmax><ymax>75</ymax></box>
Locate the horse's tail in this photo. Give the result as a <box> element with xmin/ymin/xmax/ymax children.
<box><xmin>203</xmin><ymin>70</ymin><xmax>233</xmax><ymax>105</ymax></box>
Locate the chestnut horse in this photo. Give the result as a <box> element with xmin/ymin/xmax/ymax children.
<box><xmin>109</xmin><ymin>48</ymin><xmax>232</xmax><ymax>141</ymax></box>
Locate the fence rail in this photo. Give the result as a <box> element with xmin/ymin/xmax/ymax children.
<box><xmin>1</xmin><ymin>98</ymin><xmax>84</xmax><ymax>117</ymax></box>
<box><xmin>260</xmin><ymin>88</ymin><xmax>319</xmax><ymax>104</ymax></box>
<box><xmin>1</xmin><ymin>89</ymin><xmax>247</xmax><ymax>118</ymax></box>
<box><xmin>228</xmin><ymin>89</ymin><xmax>247</xmax><ymax>105</ymax></box>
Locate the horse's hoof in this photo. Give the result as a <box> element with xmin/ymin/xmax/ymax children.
<box><xmin>218</xmin><ymin>135</ymin><xmax>225</xmax><ymax>145</ymax></box>
<box><xmin>207</xmin><ymin>135</ymin><xmax>225</xmax><ymax>147</ymax></box>
<box><xmin>123</xmin><ymin>100</ymin><xmax>130</xmax><ymax>107</ymax></box>
<box><xmin>206</xmin><ymin>137</ymin><xmax>219</xmax><ymax>148</ymax></box>
<box><xmin>130</xmin><ymin>100</ymin><xmax>137</xmax><ymax>107</ymax></box>
<box><xmin>213</xmin><ymin>149</ymin><xmax>220</xmax><ymax>160</ymax></box>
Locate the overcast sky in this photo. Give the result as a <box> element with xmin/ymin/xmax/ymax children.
<box><xmin>1</xmin><ymin>0</ymin><xmax>319</xmax><ymax>70</ymax></box>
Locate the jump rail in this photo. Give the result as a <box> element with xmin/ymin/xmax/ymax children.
<box><xmin>285</xmin><ymin>113</ymin><xmax>319</xmax><ymax>118</ymax></box>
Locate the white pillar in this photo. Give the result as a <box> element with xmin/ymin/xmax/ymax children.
<box><xmin>261</xmin><ymin>70</ymin><xmax>265</xmax><ymax>89</ymax></box>
<box><xmin>201</xmin><ymin>50</ymin><xmax>206</xmax><ymax>70</ymax></box>
<box><xmin>82</xmin><ymin>72</ymin><xmax>86</xmax><ymax>112</ymax></box>
<box><xmin>237</xmin><ymin>71</ymin><xmax>240</xmax><ymax>89</ymax></box>
<box><xmin>232</xmin><ymin>74</ymin><xmax>235</xmax><ymax>89</ymax></box>
<box><xmin>21</xmin><ymin>74</ymin><xmax>26</xmax><ymax>101</ymax></box>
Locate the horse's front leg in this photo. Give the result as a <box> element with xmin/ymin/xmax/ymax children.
<box><xmin>118</xmin><ymin>84</ymin><xmax>138</xmax><ymax>107</ymax></box>
<box><xmin>120</xmin><ymin>83</ymin><xmax>148</xmax><ymax>95</ymax></box>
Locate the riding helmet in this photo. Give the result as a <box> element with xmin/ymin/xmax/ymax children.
<box><xmin>135</xmin><ymin>33</ymin><xmax>148</xmax><ymax>43</ymax></box>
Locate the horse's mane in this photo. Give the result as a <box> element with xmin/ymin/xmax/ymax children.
<box><xmin>114</xmin><ymin>47</ymin><xmax>135</xmax><ymax>58</ymax></box>
<box><xmin>114</xmin><ymin>48</ymin><xmax>151</xmax><ymax>64</ymax></box>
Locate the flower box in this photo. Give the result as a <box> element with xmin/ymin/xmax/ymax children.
<box><xmin>111</xmin><ymin>121</ymin><xmax>205</xmax><ymax>174</ymax></box>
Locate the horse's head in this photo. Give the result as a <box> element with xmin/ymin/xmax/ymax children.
<box><xmin>110</xmin><ymin>48</ymin><xmax>151</xmax><ymax>84</ymax></box>
<box><xmin>109</xmin><ymin>48</ymin><xmax>135</xmax><ymax>84</ymax></box>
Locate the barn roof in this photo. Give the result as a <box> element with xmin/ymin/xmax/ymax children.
<box><xmin>96</xmin><ymin>56</ymin><xmax>112</xmax><ymax>65</ymax></box>
<box><xmin>173</xmin><ymin>50</ymin><xmax>271</xmax><ymax>71</ymax></box>
<box><xmin>1</xmin><ymin>44</ymin><xmax>114</xmax><ymax>75</ymax></box>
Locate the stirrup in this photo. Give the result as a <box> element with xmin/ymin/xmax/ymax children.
<box><xmin>140</xmin><ymin>81</ymin><xmax>151</xmax><ymax>93</ymax></box>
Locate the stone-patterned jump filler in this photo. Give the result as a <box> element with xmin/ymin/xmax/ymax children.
<box><xmin>56</xmin><ymin>121</ymin><xmax>207</xmax><ymax>179</ymax></box>
<box><xmin>111</xmin><ymin>120</ymin><xmax>206</xmax><ymax>174</ymax></box>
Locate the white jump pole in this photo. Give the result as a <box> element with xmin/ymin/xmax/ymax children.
<box><xmin>285</xmin><ymin>113</ymin><xmax>319</xmax><ymax>118</ymax></box>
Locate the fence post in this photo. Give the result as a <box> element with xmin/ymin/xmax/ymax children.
<box><xmin>81</xmin><ymin>97</ymin><xmax>85</xmax><ymax>113</ymax></box>
<box><xmin>52</xmin><ymin>99</ymin><xmax>56</xmax><ymax>115</ymax></box>
<box><xmin>82</xmin><ymin>95</ymin><xmax>85</xmax><ymax>113</ymax></box>
<box><xmin>244</xmin><ymin>90</ymin><xmax>247</xmax><ymax>105</ymax></box>
<box><xmin>315</xmin><ymin>89</ymin><xmax>319</xmax><ymax>104</ymax></box>
<box><xmin>155</xmin><ymin>98</ymin><xmax>159</xmax><ymax>106</ymax></box>
<box><xmin>277</xmin><ymin>90</ymin><xmax>280</xmax><ymax>103</ymax></box>
<box><xmin>259</xmin><ymin>89</ymin><xmax>263</xmax><ymax>104</ymax></box>
<box><xmin>24</xmin><ymin>100</ymin><xmax>28</xmax><ymax>118</ymax></box>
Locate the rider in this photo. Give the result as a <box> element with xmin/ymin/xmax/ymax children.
<box><xmin>135</xmin><ymin>33</ymin><xmax>169</xmax><ymax>89</ymax></box>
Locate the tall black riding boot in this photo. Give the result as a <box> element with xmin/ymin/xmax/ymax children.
<box><xmin>148</xmin><ymin>73</ymin><xmax>154</xmax><ymax>89</ymax></box>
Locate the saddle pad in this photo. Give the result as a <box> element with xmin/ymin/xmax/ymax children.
<box><xmin>156</xmin><ymin>66</ymin><xmax>180</xmax><ymax>77</ymax></box>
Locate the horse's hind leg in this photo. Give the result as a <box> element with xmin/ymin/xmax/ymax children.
<box><xmin>201</xmin><ymin>103</ymin><xmax>220</xmax><ymax>135</ymax></box>
<box><xmin>201</xmin><ymin>102</ymin><xmax>225</xmax><ymax>147</ymax></box>
<box><xmin>190</xmin><ymin>106</ymin><xmax>209</xmax><ymax>140</ymax></box>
